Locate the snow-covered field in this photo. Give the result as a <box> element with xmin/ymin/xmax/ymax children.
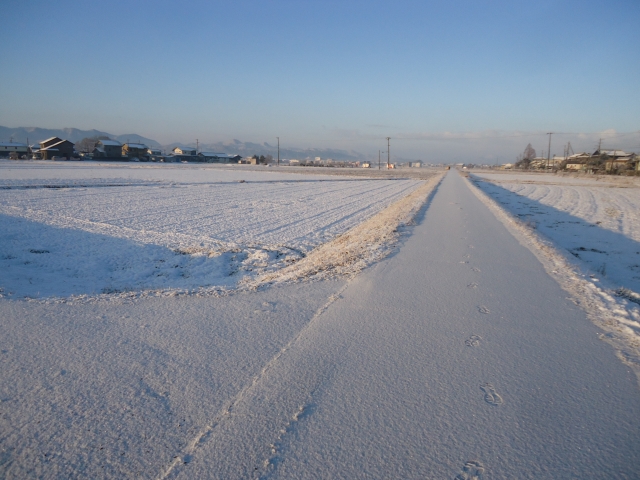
<box><xmin>0</xmin><ymin>161</ymin><xmax>427</xmax><ymax>299</ymax></box>
<box><xmin>0</xmin><ymin>162</ymin><xmax>443</xmax><ymax>479</ymax></box>
<box><xmin>2</xmin><ymin>167</ymin><xmax>639</xmax><ymax>479</ymax></box>
<box><xmin>470</xmin><ymin>171</ymin><xmax>640</xmax><ymax>364</ymax></box>
<box><xmin>471</xmin><ymin>172</ymin><xmax>640</xmax><ymax>295</ymax></box>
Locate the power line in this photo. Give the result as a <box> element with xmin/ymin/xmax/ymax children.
<box><xmin>386</xmin><ymin>137</ymin><xmax>390</xmax><ymax>169</ymax></box>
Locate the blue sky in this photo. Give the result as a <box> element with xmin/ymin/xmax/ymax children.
<box><xmin>1</xmin><ymin>0</ymin><xmax>638</xmax><ymax>162</ymax></box>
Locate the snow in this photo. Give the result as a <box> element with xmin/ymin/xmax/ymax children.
<box><xmin>0</xmin><ymin>161</ymin><xmax>427</xmax><ymax>299</ymax></box>
<box><xmin>1</xmin><ymin>166</ymin><xmax>639</xmax><ymax>478</ymax></box>
<box><xmin>468</xmin><ymin>171</ymin><xmax>640</xmax><ymax>380</ymax></box>
<box><xmin>0</xmin><ymin>281</ymin><xmax>350</xmax><ymax>479</ymax></box>
<box><xmin>470</xmin><ymin>172</ymin><xmax>640</xmax><ymax>295</ymax></box>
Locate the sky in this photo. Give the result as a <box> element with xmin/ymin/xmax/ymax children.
<box><xmin>1</xmin><ymin>0</ymin><xmax>639</xmax><ymax>163</ymax></box>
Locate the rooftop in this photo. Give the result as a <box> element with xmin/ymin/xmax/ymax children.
<box><xmin>199</xmin><ymin>152</ymin><xmax>230</xmax><ymax>157</ymax></box>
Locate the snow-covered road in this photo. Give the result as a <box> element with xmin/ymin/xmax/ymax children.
<box><xmin>1</xmin><ymin>170</ymin><xmax>639</xmax><ymax>478</ymax></box>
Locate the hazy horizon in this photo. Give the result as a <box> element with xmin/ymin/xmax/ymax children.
<box><xmin>2</xmin><ymin>0</ymin><xmax>638</xmax><ymax>162</ymax></box>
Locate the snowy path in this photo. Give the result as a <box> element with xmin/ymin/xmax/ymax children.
<box><xmin>172</xmin><ymin>171</ymin><xmax>640</xmax><ymax>478</ymax></box>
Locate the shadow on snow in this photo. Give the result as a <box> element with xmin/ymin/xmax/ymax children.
<box><xmin>473</xmin><ymin>179</ymin><xmax>640</xmax><ymax>294</ymax></box>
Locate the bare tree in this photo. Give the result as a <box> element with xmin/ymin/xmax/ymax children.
<box><xmin>523</xmin><ymin>143</ymin><xmax>536</xmax><ymax>160</ymax></box>
<box><xmin>76</xmin><ymin>136</ymin><xmax>111</xmax><ymax>153</ymax></box>
<box><xmin>515</xmin><ymin>153</ymin><xmax>531</xmax><ymax>169</ymax></box>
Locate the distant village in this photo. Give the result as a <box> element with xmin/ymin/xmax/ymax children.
<box><xmin>0</xmin><ymin>136</ymin><xmax>637</xmax><ymax>174</ymax></box>
<box><xmin>458</xmin><ymin>141</ymin><xmax>638</xmax><ymax>175</ymax></box>
<box><xmin>0</xmin><ymin>136</ymin><xmax>429</xmax><ymax>168</ymax></box>
<box><xmin>494</xmin><ymin>143</ymin><xmax>638</xmax><ymax>175</ymax></box>
<box><xmin>0</xmin><ymin>136</ymin><xmax>245</xmax><ymax>164</ymax></box>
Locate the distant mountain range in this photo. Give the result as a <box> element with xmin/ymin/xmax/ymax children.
<box><xmin>0</xmin><ymin>126</ymin><xmax>162</xmax><ymax>148</ymax></box>
<box><xmin>1</xmin><ymin>126</ymin><xmax>366</xmax><ymax>161</ymax></box>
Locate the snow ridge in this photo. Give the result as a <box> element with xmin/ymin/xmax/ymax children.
<box><xmin>245</xmin><ymin>173</ymin><xmax>444</xmax><ymax>287</ymax></box>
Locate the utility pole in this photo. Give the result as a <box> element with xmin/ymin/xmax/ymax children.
<box><xmin>378</xmin><ymin>150</ymin><xmax>381</xmax><ymax>170</ymax></box>
<box><xmin>546</xmin><ymin>132</ymin><xmax>553</xmax><ymax>170</ymax></box>
<box><xmin>386</xmin><ymin>137</ymin><xmax>391</xmax><ymax>169</ymax></box>
<box><xmin>276</xmin><ymin>137</ymin><xmax>280</xmax><ymax>166</ymax></box>
<box><xmin>196</xmin><ymin>139</ymin><xmax>199</xmax><ymax>154</ymax></box>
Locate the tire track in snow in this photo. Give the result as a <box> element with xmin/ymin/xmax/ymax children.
<box><xmin>156</xmin><ymin>282</ymin><xmax>350</xmax><ymax>480</ymax></box>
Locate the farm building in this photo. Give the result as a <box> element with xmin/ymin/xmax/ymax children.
<box><xmin>198</xmin><ymin>152</ymin><xmax>240</xmax><ymax>163</ymax></box>
<box><xmin>172</xmin><ymin>147</ymin><xmax>196</xmax><ymax>156</ymax></box>
<box><xmin>0</xmin><ymin>142</ymin><xmax>29</xmax><ymax>158</ymax></box>
<box><xmin>599</xmin><ymin>150</ymin><xmax>636</xmax><ymax>172</ymax></box>
<box><xmin>39</xmin><ymin>137</ymin><xmax>75</xmax><ymax>160</ymax></box>
<box><xmin>122</xmin><ymin>143</ymin><xmax>149</xmax><ymax>159</ymax></box>
<box><xmin>93</xmin><ymin>140</ymin><xmax>123</xmax><ymax>159</ymax></box>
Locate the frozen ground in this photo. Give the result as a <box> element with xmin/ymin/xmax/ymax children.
<box><xmin>2</xmin><ymin>171</ymin><xmax>638</xmax><ymax>479</ymax></box>
<box><xmin>0</xmin><ymin>161</ymin><xmax>431</xmax><ymax>299</ymax></box>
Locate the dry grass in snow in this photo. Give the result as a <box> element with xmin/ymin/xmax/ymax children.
<box><xmin>247</xmin><ymin>173</ymin><xmax>444</xmax><ymax>287</ymax></box>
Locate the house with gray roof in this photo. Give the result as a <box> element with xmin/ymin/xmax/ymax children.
<box><xmin>94</xmin><ymin>139</ymin><xmax>123</xmax><ymax>159</ymax></box>
<box><xmin>198</xmin><ymin>152</ymin><xmax>241</xmax><ymax>163</ymax></box>
<box><xmin>39</xmin><ymin>137</ymin><xmax>75</xmax><ymax>160</ymax></box>
<box><xmin>122</xmin><ymin>143</ymin><xmax>149</xmax><ymax>160</ymax></box>
<box><xmin>0</xmin><ymin>142</ymin><xmax>29</xmax><ymax>159</ymax></box>
<box><xmin>172</xmin><ymin>147</ymin><xmax>197</xmax><ymax>156</ymax></box>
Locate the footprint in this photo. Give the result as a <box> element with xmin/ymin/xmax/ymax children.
<box><xmin>455</xmin><ymin>460</ymin><xmax>485</xmax><ymax>480</ymax></box>
<box><xmin>480</xmin><ymin>383</ymin><xmax>503</xmax><ymax>406</ymax></box>
<box><xmin>471</xmin><ymin>267</ymin><xmax>481</xmax><ymax>273</ymax></box>
<box><xmin>465</xmin><ymin>335</ymin><xmax>482</xmax><ymax>347</ymax></box>
<box><xmin>467</xmin><ymin>282</ymin><xmax>478</xmax><ymax>289</ymax></box>
<box><xmin>477</xmin><ymin>305</ymin><xmax>490</xmax><ymax>314</ymax></box>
